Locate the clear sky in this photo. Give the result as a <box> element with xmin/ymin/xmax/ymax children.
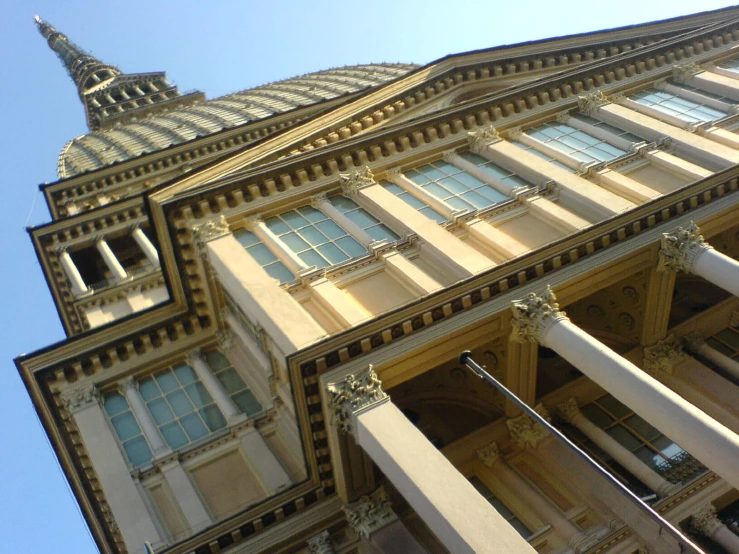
<box><xmin>0</xmin><ymin>1</ymin><xmax>736</xmax><ymax>552</ymax></box>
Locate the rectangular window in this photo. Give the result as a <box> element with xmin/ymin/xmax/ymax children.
<box><xmin>719</xmin><ymin>58</ymin><xmax>739</xmax><ymax>74</ymax></box>
<box><xmin>328</xmin><ymin>196</ymin><xmax>400</xmax><ymax>242</ymax></box>
<box><xmin>380</xmin><ymin>180</ymin><xmax>447</xmax><ymax>223</ymax></box>
<box><xmin>630</xmin><ymin>88</ymin><xmax>727</xmax><ymax>123</ymax></box>
<box><xmin>265</xmin><ymin>205</ymin><xmax>366</xmax><ymax>269</ymax></box>
<box><xmin>104</xmin><ymin>392</ymin><xmax>154</xmax><ymax>467</ymax></box>
<box><xmin>458</xmin><ymin>151</ymin><xmax>531</xmax><ymax>190</ymax></box>
<box><xmin>526</xmin><ymin>121</ymin><xmax>629</xmax><ymax>164</ymax></box>
<box><xmin>573</xmin><ymin>114</ymin><xmax>645</xmax><ymax>144</ymax></box>
<box><xmin>204</xmin><ymin>351</ymin><xmax>263</xmax><ymax>416</ymax></box>
<box><xmin>139</xmin><ymin>364</ymin><xmax>227</xmax><ymax>450</ymax></box>
<box><xmin>512</xmin><ymin>141</ymin><xmax>576</xmax><ymax>172</ymax></box>
<box><xmin>405</xmin><ymin>160</ymin><xmax>510</xmax><ymax>211</ymax></box>
<box><xmin>469</xmin><ymin>477</ymin><xmax>532</xmax><ymax>538</ymax></box>
<box><xmin>234</xmin><ymin>229</ymin><xmax>295</xmax><ymax>284</ymax></box>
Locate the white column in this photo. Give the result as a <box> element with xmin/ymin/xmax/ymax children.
<box><xmin>386</xmin><ymin>167</ymin><xmax>456</xmax><ymax>218</ymax></box>
<box><xmin>95</xmin><ymin>236</ymin><xmax>129</xmax><ymax>283</ymax></box>
<box><xmin>310</xmin><ymin>193</ymin><xmax>376</xmax><ymax>247</ymax></box>
<box><xmin>158</xmin><ymin>458</ymin><xmax>213</xmax><ymax>533</ymax></box>
<box><xmin>476</xmin><ymin>441</ymin><xmax>592</xmax><ymax>549</ymax></box>
<box><xmin>186</xmin><ymin>349</ymin><xmax>244</xmax><ymax>425</ymax></box>
<box><xmin>236</xmin><ymin>425</ymin><xmax>292</xmax><ymax>493</ymax></box>
<box><xmin>326</xmin><ymin>366</ymin><xmax>537</xmax><ymax>554</ymax></box>
<box><xmin>685</xmin><ymin>333</ymin><xmax>739</xmax><ymax>381</ymax></box>
<box><xmin>692</xmin><ymin>505</ymin><xmax>739</xmax><ymax>554</ymax></box>
<box><xmin>118</xmin><ymin>377</ymin><xmax>171</xmax><ymax>458</ymax></box>
<box><xmin>658</xmin><ymin>222</ymin><xmax>739</xmax><ymax>298</ymax></box>
<box><xmin>60</xmin><ymin>385</ymin><xmax>163</xmax><ymax>551</ymax></box>
<box><xmin>557</xmin><ymin>398</ymin><xmax>675</xmax><ymax>497</ymax></box>
<box><xmin>57</xmin><ymin>247</ymin><xmax>89</xmax><ymax>296</ymax></box>
<box><xmin>244</xmin><ymin>215</ymin><xmax>307</xmax><ymax>274</ymax></box>
<box><xmin>510</xmin><ymin>287</ymin><xmax>739</xmax><ymax>491</ymax></box>
<box><xmin>307</xmin><ymin>530</ymin><xmax>336</xmax><ymax>554</ymax></box>
<box><xmin>131</xmin><ymin>225</ymin><xmax>160</xmax><ymax>267</ymax></box>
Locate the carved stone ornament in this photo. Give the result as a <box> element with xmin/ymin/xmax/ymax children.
<box><xmin>657</xmin><ymin>221</ymin><xmax>711</xmax><ymax>274</ymax></box>
<box><xmin>326</xmin><ymin>365</ymin><xmax>388</xmax><ymax>434</ymax></box>
<box><xmin>681</xmin><ymin>331</ymin><xmax>705</xmax><ymax>354</ymax></box>
<box><xmin>672</xmin><ymin>62</ymin><xmax>700</xmax><ymax>83</ymax></box>
<box><xmin>467</xmin><ymin>124</ymin><xmax>500</xmax><ymax>153</ymax></box>
<box><xmin>343</xmin><ymin>486</ymin><xmax>398</xmax><ymax>540</ymax></box>
<box><xmin>186</xmin><ymin>348</ymin><xmax>204</xmax><ymax>367</ymax></box>
<box><xmin>555</xmin><ymin>110</ymin><xmax>572</xmax><ymax>124</ymax></box>
<box><xmin>441</xmin><ymin>148</ymin><xmax>459</xmax><ymax>164</ymax></box>
<box><xmin>191</xmin><ymin>214</ymin><xmax>230</xmax><ymax>245</ymax></box>
<box><xmin>507</xmin><ymin>403</ymin><xmax>552</xmax><ymax>449</ymax></box>
<box><xmin>691</xmin><ymin>505</ymin><xmax>723</xmax><ymax>538</ymax></box>
<box><xmin>505</xmin><ymin>126</ymin><xmax>523</xmax><ymax>140</ymax></box>
<box><xmin>476</xmin><ymin>441</ymin><xmax>501</xmax><ymax>467</ymax></box>
<box><xmin>510</xmin><ymin>286</ymin><xmax>568</xmax><ymax>344</ymax></box>
<box><xmin>385</xmin><ymin>167</ymin><xmax>402</xmax><ymax>180</ymax></box>
<box><xmin>556</xmin><ymin>397</ymin><xmax>582</xmax><ymax>424</ymax></box>
<box><xmin>577</xmin><ymin>90</ymin><xmax>608</xmax><ymax>115</ymax></box>
<box><xmin>61</xmin><ymin>385</ymin><xmax>100</xmax><ymax>414</ymax></box>
<box><xmin>339</xmin><ymin>166</ymin><xmax>375</xmax><ymax>198</ymax></box>
<box><xmin>243</xmin><ymin>214</ymin><xmax>263</xmax><ymax>231</ymax></box>
<box><xmin>307</xmin><ymin>530</ymin><xmax>335</xmax><ymax>554</ymax></box>
<box><xmin>216</xmin><ymin>329</ymin><xmax>235</xmax><ymax>352</ymax></box>
<box><xmin>310</xmin><ymin>192</ymin><xmax>329</xmax><ymax>209</ymax></box>
<box><xmin>643</xmin><ymin>334</ymin><xmax>688</xmax><ymax>375</ymax></box>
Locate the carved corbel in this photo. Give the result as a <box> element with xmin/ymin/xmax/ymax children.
<box><xmin>577</xmin><ymin>90</ymin><xmax>608</xmax><ymax>115</ymax></box>
<box><xmin>307</xmin><ymin>531</ymin><xmax>335</xmax><ymax>554</ymax></box>
<box><xmin>343</xmin><ymin>486</ymin><xmax>398</xmax><ymax>540</ymax></box>
<box><xmin>476</xmin><ymin>441</ymin><xmax>502</xmax><ymax>467</ymax></box>
<box><xmin>657</xmin><ymin>222</ymin><xmax>711</xmax><ymax>274</ymax></box>
<box><xmin>191</xmin><ymin>214</ymin><xmax>230</xmax><ymax>245</ymax></box>
<box><xmin>60</xmin><ymin>384</ymin><xmax>100</xmax><ymax>414</ymax></box>
<box><xmin>507</xmin><ymin>404</ymin><xmax>552</xmax><ymax>449</ymax></box>
<box><xmin>510</xmin><ymin>286</ymin><xmax>568</xmax><ymax>344</ymax></box>
<box><xmin>326</xmin><ymin>365</ymin><xmax>388</xmax><ymax>434</ymax></box>
<box><xmin>672</xmin><ymin>62</ymin><xmax>700</xmax><ymax>83</ymax></box>
<box><xmin>691</xmin><ymin>505</ymin><xmax>723</xmax><ymax>538</ymax></box>
<box><xmin>467</xmin><ymin>124</ymin><xmax>500</xmax><ymax>153</ymax></box>
<box><xmin>339</xmin><ymin>166</ymin><xmax>375</xmax><ymax>198</ymax></box>
<box><xmin>643</xmin><ymin>334</ymin><xmax>688</xmax><ymax>375</ymax></box>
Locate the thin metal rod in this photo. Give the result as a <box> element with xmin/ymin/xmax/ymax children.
<box><xmin>458</xmin><ymin>350</ymin><xmax>704</xmax><ymax>554</ymax></box>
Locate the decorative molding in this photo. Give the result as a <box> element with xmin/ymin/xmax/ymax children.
<box><xmin>467</xmin><ymin>124</ymin><xmax>500</xmax><ymax>153</ymax></box>
<box><xmin>577</xmin><ymin>90</ymin><xmax>608</xmax><ymax>115</ymax></box>
<box><xmin>672</xmin><ymin>62</ymin><xmax>700</xmax><ymax>83</ymax></box>
<box><xmin>643</xmin><ymin>334</ymin><xmax>688</xmax><ymax>375</ymax></box>
<box><xmin>556</xmin><ymin>397</ymin><xmax>582</xmax><ymax>424</ymax></box>
<box><xmin>61</xmin><ymin>385</ymin><xmax>100</xmax><ymax>414</ymax></box>
<box><xmin>339</xmin><ymin>166</ymin><xmax>375</xmax><ymax>198</ymax></box>
<box><xmin>476</xmin><ymin>441</ymin><xmax>501</xmax><ymax>467</ymax></box>
<box><xmin>691</xmin><ymin>505</ymin><xmax>723</xmax><ymax>537</ymax></box>
<box><xmin>307</xmin><ymin>530</ymin><xmax>335</xmax><ymax>554</ymax></box>
<box><xmin>510</xmin><ymin>286</ymin><xmax>568</xmax><ymax>343</ymax></box>
<box><xmin>217</xmin><ymin>329</ymin><xmax>235</xmax><ymax>352</ymax></box>
<box><xmin>191</xmin><ymin>215</ymin><xmax>230</xmax><ymax>245</ymax></box>
<box><xmin>657</xmin><ymin>221</ymin><xmax>711</xmax><ymax>274</ymax></box>
<box><xmin>507</xmin><ymin>403</ymin><xmax>552</xmax><ymax>449</ymax></box>
<box><xmin>326</xmin><ymin>365</ymin><xmax>388</xmax><ymax>434</ymax></box>
<box><xmin>681</xmin><ymin>331</ymin><xmax>705</xmax><ymax>354</ymax></box>
<box><xmin>343</xmin><ymin>486</ymin><xmax>398</xmax><ymax>540</ymax></box>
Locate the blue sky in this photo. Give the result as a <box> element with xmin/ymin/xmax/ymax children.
<box><xmin>0</xmin><ymin>1</ymin><xmax>736</xmax><ymax>552</ymax></box>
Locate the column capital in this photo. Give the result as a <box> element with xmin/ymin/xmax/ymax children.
<box><xmin>339</xmin><ymin>166</ymin><xmax>375</xmax><ymax>198</ymax></box>
<box><xmin>555</xmin><ymin>110</ymin><xmax>572</xmax><ymax>124</ymax></box>
<box><xmin>672</xmin><ymin>62</ymin><xmax>700</xmax><ymax>83</ymax></box>
<box><xmin>216</xmin><ymin>329</ymin><xmax>235</xmax><ymax>352</ymax></box>
<box><xmin>191</xmin><ymin>215</ymin><xmax>230</xmax><ymax>245</ymax></box>
<box><xmin>505</xmin><ymin>126</ymin><xmax>523</xmax><ymax>140</ymax></box>
<box><xmin>60</xmin><ymin>384</ymin><xmax>100</xmax><ymax>414</ymax></box>
<box><xmin>510</xmin><ymin>286</ymin><xmax>568</xmax><ymax>344</ymax></box>
<box><xmin>577</xmin><ymin>89</ymin><xmax>607</xmax><ymax>115</ymax></box>
<box><xmin>93</xmin><ymin>234</ymin><xmax>107</xmax><ymax>244</ymax></box>
<box><xmin>326</xmin><ymin>365</ymin><xmax>388</xmax><ymax>434</ymax></box>
<box><xmin>691</xmin><ymin>505</ymin><xmax>723</xmax><ymax>537</ymax></box>
<box><xmin>306</xmin><ymin>530</ymin><xmax>335</xmax><ymax>554</ymax></box>
<box><xmin>476</xmin><ymin>441</ymin><xmax>501</xmax><ymax>467</ymax></box>
<box><xmin>343</xmin><ymin>486</ymin><xmax>398</xmax><ymax>540</ymax></box>
<box><xmin>186</xmin><ymin>348</ymin><xmax>204</xmax><ymax>366</ymax></box>
<box><xmin>507</xmin><ymin>403</ymin><xmax>552</xmax><ymax>449</ymax></box>
<box><xmin>129</xmin><ymin>221</ymin><xmax>142</xmax><ymax>231</ymax></box>
<box><xmin>243</xmin><ymin>214</ymin><xmax>263</xmax><ymax>231</ymax></box>
<box><xmin>118</xmin><ymin>376</ymin><xmax>137</xmax><ymax>392</ymax></box>
<box><xmin>467</xmin><ymin>124</ymin><xmax>500</xmax><ymax>153</ymax></box>
<box><xmin>556</xmin><ymin>397</ymin><xmax>582</xmax><ymax>424</ymax></box>
<box><xmin>657</xmin><ymin>221</ymin><xmax>712</xmax><ymax>274</ymax></box>
<box><xmin>682</xmin><ymin>331</ymin><xmax>705</xmax><ymax>354</ymax></box>
<box><xmin>310</xmin><ymin>192</ymin><xmax>330</xmax><ymax>209</ymax></box>
<box><xmin>385</xmin><ymin>166</ymin><xmax>402</xmax><ymax>181</ymax></box>
<box><xmin>643</xmin><ymin>334</ymin><xmax>688</xmax><ymax>375</ymax></box>
<box><xmin>441</xmin><ymin>148</ymin><xmax>459</xmax><ymax>164</ymax></box>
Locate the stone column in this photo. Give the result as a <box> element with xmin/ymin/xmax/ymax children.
<box><xmin>557</xmin><ymin>398</ymin><xmax>675</xmax><ymax>497</ymax></box>
<box><xmin>311</xmin><ymin>192</ymin><xmax>376</xmax><ymax>247</ymax></box>
<box><xmin>658</xmin><ymin>222</ymin><xmax>739</xmax><ymax>298</ymax></box>
<box><xmin>476</xmin><ymin>441</ymin><xmax>592</xmax><ymax>550</ymax></box>
<box><xmin>326</xmin><ymin>366</ymin><xmax>536</xmax><ymax>554</ymax></box>
<box><xmin>685</xmin><ymin>333</ymin><xmax>739</xmax><ymax>382</ymax></box>
<box><xmin>57</xmin><ymin>247</ymin><xmax>89</xmax><ymax>296</ymax></box>
<box><xmin>186</xmin><ymin>349</ymin><xmax>244</xmax><ymax>425</ymax></box>
<box><xmin>131</xmin><ymin>225</ymin><xmax>160</xmax><ymax>267</ymax></box>
<box><xmin>95</xmin><ymin>236</ymin><xmax>129</xmax><ymax>283</ymax></box>
<box><xmin>344</xmin><ymin>486</ymin><xmax>427</xmax><ymax>554</ymax></box>
<box><xmin>244</xmin><ymin>215</ymin><xmax>307</xmax><ymax>274</ymax></box>
<box><xmin>118</xmin><ymin>377</ymin><xmax>171</xmax><ymax>458</ymax></box>
<box><xmin>691</xmin><ymin>505</ymin><xmax>739</xmax><ymax>554</ymax></box>
<box><xmin>510</xmin><ymin>286</ymin><xmax>739</xmax><ymax>491</ymax></box>
<box><xmin>60</xmin><ymin>385</ymin><xmax>163</xmax><ymax>551</ymax></box>
<box><xmin>307</xmin><ymin>530</ymin><xmax>336</xmax><ymax>554</ymax></box>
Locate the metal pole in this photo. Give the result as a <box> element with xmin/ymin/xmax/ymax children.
<box><xmin>458</xmin><ymin>350</ymin><xmax>704</xmax><ymax>554</ymax></box>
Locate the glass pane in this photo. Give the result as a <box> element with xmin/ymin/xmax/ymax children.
<box><xmin>297</xmin><ymin>205</ymin><xmax>326</xmax><ymax>222</ymax></box>
<box><xmin>123</xmin><ymin>436</ymin><xmax>153</xmax><ymax>466</ymax></box>
<box><xmin>366</xmin><ymin>224</ymin><xmax>399</xmax><ymax>241</ymax></box>
<box><xmin>264</xmin><ymin>262</ymin><xmax>295</xmax><ymax>283</ymax></box>
<box><xmin>298</xmin><ymin>249</ymin><xmax>329</xmax><ymax>268</ymax></box>
<box><xmin>155</xmin><ymin>371</ymin><xmax>180</xmax><ymax>394</ymax></box>
<box><xmin>280</xmin><ymin>211</ymin><xmax>309</xmax><ymax>229</ymax></box>
<box><xmin>607</xmin><ymin>425</ymin><xmax>642</xmax><ymax>451</ymax></box>
<box><xmin>147</xmin><ymin>398</ymin><xmax>174</xmax><ymax>425</ymax></box>
<box><xmin>487</xmin><ymin>495</ymin><xmax>515</xmax><ymax>519</ymax></box>
<box><xmin>335</xmin><ymin>236</ymin><xmax>367</xmax><ymax>257</ymax></box>
<box><xmin>161</xmin><ymin>422</ymin><xmax>189</xmax><ymax>449</ymax></box>
<box><xmin>509</xmin><ymin>518</ymin><xmax>532</xmax><ymax>538</ymax></box>
<box><xmin>300</xmin><ymin>226</ymin><xmax>328</xmax><ymax>246</ymax></box>
<box><xmin>173</xmin><ymin>363</ymin><xmax>198</xmax><ymax>385</ymax></box>
<box><xmin>446</xmin><ymin>196</ymin><xmax>473</xmax><ymax>210</ymax></box>
<box><xmin>328</xmin><ymin>196</ymin><xmax>357</xmax><ymax>213</ymax></box>
<box><xmin>111</xmin><ymin>412</ymin><xmax>140</xmax><ymax>442</ymax></box>
<box><xmin>315</xmin><ymin>219</ymin><xmax>346</xmax><ymax>239</ymax></box>
<box><xmin>581</xmin><ymin>404</ymin><xmax>614</xmax><ymax>428</ymax></box>
<box><xmin>597</xmin><ymin>395</ymin><xmax>631</xmax><ymax>419</ymax></box>
<box><xmin>185</xmin><ymin>382</ymin><xmax>213</xmax><ymax>408</ymax></box>
<box><xmin>264</xmin><ymin>217</ymin><xmax>291</xmax><ymax>235</ymax></box>
<box><xmin>246</xmin><ymin>243</ymin><xmax>278</xmax><ymax>265</ymax></box>
<box><xmin>624</xmin><ymin>415</ymin><xmax>660</xmax><ymax>441</ymax></box>
<box><xmin>634</xmin><ymin>445</ymin><xmax>665</xmax><ymax>469</ymax></box>
<box><xmin>167</xmin><ymin>389</ymin><xmax>194</xmax><ymax>416</ymax></box>
<box><xmin>476</xmin><ymin>186</ymin><xmax>507</xmax><ymax>204</ymax></box>
<box><xmin>318</xmin><ymin>242</ymin><xmax>350</xmax><ymax>264</ymax></box>
<box><xmin>204</xmin><ymin>351</ymin><xmax>230</xmax><ymax>371</ymax></box>
<box><xmin>138</xmin><ymin>378</ymin><xmax>160</xmax><ymax>401</ymax></box>
<box><xmin>104</xmin><ymin>393</ymin><xmax>128</xmax><ymax>417</ymax></box>
<box><xmin>232</xmin><ymin>390</ymin><xmax>263</xmax><ymax>415</ymax></box>
<box><xmin>344</xmin><ymin>208</ymin><xmax>378</xmax><ymax>228</ymax></box>
<box><xmin>420</xmin><ymin>207</ymin><xmax>447</xmax><ymax>223</ymax></box>
<box><xmin>199</xmin><ymin>405</ymin><xmax>227</xmax><ymax>431</ymax></box>
<box><xmin>652</xmin><ymin>435</ymin><xmax>684</xmax><ymax>459</ymax></box>
<box><xmin>281</xmin><ymin>232</ymin><xmax>310</xmax><ymax>253</ymax></box>
<box><xmin>216</xmin><ymin>367</ymin><xmax>246</xmax><ymax>394</ymax></box>
<box><xmin>181</xmin><ymin>413</ymin><xmax>209</xmax><ymax>441</ymax></box>
<box><xmin>234</xmin><ymin>230</ymin><xmax>259</xmax><ymax>247</ymax></box>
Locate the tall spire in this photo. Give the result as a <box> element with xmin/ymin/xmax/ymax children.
<box><xmin>35</xmin><ymin>15</ymin><xmax>121</xmax><ymax>96</ymax></box>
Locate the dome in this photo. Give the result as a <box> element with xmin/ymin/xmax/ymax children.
<box><xmin>57</xmin><ymin>63</ymin><xmax>418</xmax><ymax>178</ymax></box>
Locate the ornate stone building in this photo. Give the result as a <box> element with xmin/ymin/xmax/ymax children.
<box><xmin>16</xmin><ymin>9</ymin><xmax>739</xmax><ymax>554</ymax></box>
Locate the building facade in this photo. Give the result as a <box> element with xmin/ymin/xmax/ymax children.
<box><xmin>16</xmin><ymin>9</ymin><xmax>739</xmax><ymax>554</ymax></box>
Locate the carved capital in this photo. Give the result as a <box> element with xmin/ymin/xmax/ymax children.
<box><xmin>339</xmin><ymin>166</ymin><xmax>375</xmax><ymax>198</ymax></box>
<box><xmin>467</xmin><ymin>124</ymin><xmax>500</xmax><ymax>153</ymax></box>
<box><xmin>326</xmin><ymin>365</ymin><xmax>388</xmax><ymax>434</ymax></box>
<box><xmin>577</xmin><ymin>90</ymin><xmax>608</xmax><ymax>115</ymax></box>
<box><xmin>217</xmin><ymin>329</ymin><xmax>235</xmax><ymax>352</ymax></box>
<box><xmin>681</xmin><ymin>331</ymin><xmax>705</xmax><ymax>354</ymax></box>
<box><xmin>507</xmin><ymin>403</ymin><xmax>552</xmax><ymax>449</ymax></box>
<box><xmin>643</xmin><ymin>334</ymin><xmax>688</xmax><ymax>375</ymax></box>
<box><xmin>557</xmin><ymin>397</ymin><xmax>582</xmax><ymax>424</ymax></box>
<box><xmin>506</xmin><ymin>126</ymin><xmax>523</xmax><ymax>140</ymax></box>
<box><xmin>510</xmin><ymin>286</ymin><xmax>568</xmax><ymax>344</ymax></box>
<box><xmin>691</xmin><ymin>505</ymin><xmax>723</xmax><ymax>538</ymax></box>
<box><xmin>385</xmin><ymin>166</ymin><xmax>402</xmax><ymax>181</ymax></box>
<box><xmin>343</xmin><ymin>486</ymin><xmax>398</xmax><ymax>540</ymax></box>
<box><xmin>243</xmin><ymin>214</ymin><xmax>263</xmax><ymax>231</ymax></box>
<box><xmin>441</xmin><ymin>149</ymin><xmax>459</xmax><ymax>164</ymax></box>
<box><xmin>657</xmin><ymin>222</ymin><xmax>711</xmax><ymax>274</ymax></box>
<box><xmin>310</xmin><ymin>192</ymin><xmax>330</xmax><ymax>209</ymax></box>
<box><xmin>118</xmin><ymin>376</ymin><xmax>136</xmax><ymax>392</ymax></box>
<box><xmin>186</xmin><ymin>348</ymin><xmax>204</xmax><ymax>367</ymax></box>
<box><xmin>307</xmin><ymin>531</ymin><xmax>335</xmax><ymax>554</ymax></box>
<box><xmin>191</xmin><ymin>215</ymin><xmax>230</xmax><ymax>245</ymax></box>
<box><xmin>476</xmin><ymin>441</ymin><xmax>501</xmax><ymax>467</ymax></box>
<box><xmin>555</xmin><ymin>110</ymin><xmax>572</xmax><ymax>124</ymax></box>
<box><xmin>672</xmin><ymin>62</ymin><xmax>700</xmax><ymax>83</ymax></box>
<box><xmin>61</xmin><ymin>385</ymin><xmax>100</xmax><ymax>414</ymax></box>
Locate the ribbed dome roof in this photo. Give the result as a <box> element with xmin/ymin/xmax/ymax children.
<box><xmin>58</xmin><ymin>63</ymin><xmax>418</xmax><ymax>178</ymax></box>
